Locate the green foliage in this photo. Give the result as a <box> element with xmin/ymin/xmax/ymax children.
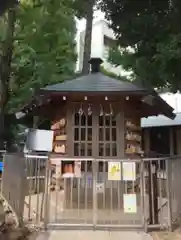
<box><xmin>101</xmin><ymin>0</ymin><xmax>181</xmax><ymax>92</ymax></box>
<box><xmin>101</xmin><ymin>66</ymin><xmax>128</xmax><ymax>82</ymax></box>
<box><xmin>8</xmin><ymin>0</ymin><xmax>77</xmax><ymax>111</ymax></box>
<box><xmin>72</xmin><ymin>0</ymin><xmax>88</xmax><ymax>19</ymax></box>
<box><xmin>0</xmin><ymin>0</ymin><xmax>77</xmax><ymax>148</ymax></box>
<box><xmin>3</xmin><ymin>114</ymin><xmax>19</xmax><ymax>150</ymax></box>
<box><xmin>73</xmin><ymin>0</ymin><xmax>98</xmax><ymax>19</ymax></box>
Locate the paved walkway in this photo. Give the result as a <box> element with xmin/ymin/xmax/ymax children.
<box><xmin>151</xmin><ymin>230</ymin><xmax>181</xmax><ymax>240</ymax></box>
<box><xmin>33</xmin><ymin>230</ymin><xmax>153</xmax><ymax>240</ymax></box>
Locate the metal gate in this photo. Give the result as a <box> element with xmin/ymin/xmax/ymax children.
<box><xmin>3</xmin><ymin>154</ymin><xmax>181</xmax><ymax>231</ymax></box>
<box><xmin>44</xmin><ymin>158</ymin><xmax>145</xmax><ymax>230</ymax></box>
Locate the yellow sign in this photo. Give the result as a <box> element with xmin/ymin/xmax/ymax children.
<box><xmin>108</xmin><ymin>162</ymin><xmax>121</xmax><ymax>181</ymax></box>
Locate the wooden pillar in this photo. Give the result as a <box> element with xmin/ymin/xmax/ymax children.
<box><xmin>169</xmin><ymin>127</ymin><xmax>174</xmax><ymax>156</ymax></box>
<box><xmin>144</xmin><ymin>128</ymin><xmax>153</xmax><ymax>224</ymax></box>
<box><xmin>147</xmin><ymin>163</ymin><xmax>152</xmax><ymax>224</ymax></box>
<box><xmin>152</xmin><ymin>161</ymin><xmax>159</xmax><ymax>224</ymax></box>
<box><xmin>32</xmin><ymin>116</ymin><xmax>39</xmax><ymax>193</ymax></box>
<box><xmin>117</xmin><ymin>111</ymin><xmax>125</xmax><ymax>208</ymax></box>
<box><xmin>144</xmin><ymin>128</ymin><xmax>150</xmax><ymax>155</ymax></box>
<box><xmin>144</xmin><ymin>128</ymin><xmax>158</xmax><ymax>224</ymax></box>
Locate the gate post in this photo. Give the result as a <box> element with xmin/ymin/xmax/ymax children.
<box><xmin>140</xmin><ymin>159</ymin><xmax>148</xmax><ymax>232</ymax></box>
<box><xmin>166</xmin><ymin>159</ymin><xmax>173</xmax><ymax>231</ymax></box>
<box><xmin>92</xmin><ymin>160</ymin><xmax>98</xmax><ymax>228</ymax></box>
<box><xmin>43</xmin><ymin>158</ymin><xmax>51</xmax><ymax>229</ymax></box>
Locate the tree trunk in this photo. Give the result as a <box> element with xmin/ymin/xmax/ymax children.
<box><xmin>0</xmin><ymin>0</ymin><xmax>17</xmax><ymax>16</ymax></box>
<box><xmin>82</xmin><ymin>0</ymin><xmax>94</xmax><ymax>74</ymax></box>
<box><xmin>0</xmin><ymin>7</ymin><xmax>16</xmax><ymax>149</ymax></box>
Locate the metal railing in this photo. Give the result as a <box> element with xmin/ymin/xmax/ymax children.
<box><xmin>167</xmin><ymin>156</ymin><xmax>181</xmax><ymax>227</ymax></box>
<box><xmin>45</xmin><ymin>158</ymin><xmax>144</xmax><ymax>230</ymax></box>
<box><xmin>1</xmin><ymin>153</ymin><xmax>27</xmax><ymax>226</ymax></box>
<box><xmin>1</xmin><ymin>153</ymin><xmax>181</xmax><ymax>232</ymax></box>
<box><xmin>24</xmin><ymin>154</ymin><xmax>48</xmax><ymax>225</ymax></box>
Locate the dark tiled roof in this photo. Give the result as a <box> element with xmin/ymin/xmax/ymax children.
<box><xmin>19</xmin><ymin>71</ymin><xmax>175</xmax><ymax>120</ymax></box>
<box><xmin>41</xmin><ymin>72</ymin><xmax>147</xmax><ymax>93</ymax></box>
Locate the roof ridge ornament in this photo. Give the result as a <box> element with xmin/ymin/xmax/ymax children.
<box><xmin>88</xmin><ymin>58</ymin><xmax>103</xmax><ymax>73</ymax></box>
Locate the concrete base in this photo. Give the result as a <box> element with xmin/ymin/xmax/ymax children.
<box><xmin>35</xmin><ymin>230</ymin><xmax>153</xmax><ymax>240</ymax></box>
<box><xmin>36</xmin><ymin>230</ymin><xmax>152</xmax><ymax>240</ymax></box>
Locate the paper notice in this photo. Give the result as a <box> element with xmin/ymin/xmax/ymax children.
<box><xmin>122</xmin><ymin>162</ymin><xmax>136</xmax><ymax>181</ymax></box>
<box><xmin>123</xmin><ymin>194</ymin><xmax>137</xmax><ymax>213</ymax></box>
<box><xmin>108</xmin><ymin>162</ymin><xmax>121</xmax><ymax>181</ymax></box>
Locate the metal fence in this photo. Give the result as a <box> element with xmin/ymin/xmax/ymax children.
<box><xmin>1</xmin><ymin>154</ymin><xmax>27</xmax><ymax>226</ymax></box>
<box><xmin>45</xmin><ymin>158</ymin><xmax>144</xmax><ymax>230</ymax></box>
<box><xmin>1</xmin><ymin>153</ymin><xmax>181</xmax><ymax>232</ymax></box>
<box><xmin>24</xmin><ymin>154</ymin><xmax>48</xmax><ymax>225</ymax></box>
<box><xmin>167</xmin><ymin>156</ymin><xmax>181</xmax><ymax>227</ymax></box>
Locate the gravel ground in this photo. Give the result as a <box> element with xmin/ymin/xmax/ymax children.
<box><xmin>151</xmin><ymin>217</ymin><xmax>181</xmax><ymax>240</ymax></box>
<box><xmin>152</xmin><ymin>231</ymin><xmax>181</xmax><ymax>240</ymax></box>
<box><xmin>0</xmin><ymin>197</ymin><xmax>39</xmax><ymax>240</ymax></box>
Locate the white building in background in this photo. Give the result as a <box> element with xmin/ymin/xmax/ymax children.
<box><xmin>76</xmin><ymin>19</ymin><xmax>181</xmax><ymax>127</ymax></box>
<box><xmin>76</xmin><ymin>20</ymin><xmax>130</xmax><ymax>77</ymax></box>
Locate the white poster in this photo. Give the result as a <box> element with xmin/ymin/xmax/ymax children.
<box><xmin>108</xmin><ymin>162</ymin><xmax>121</xmax><ymax>181</ymax></box>
<box><xmin>122</xmin><ymin>162</ymin><xmax>136</xmax><ymax>181</ymax></box>
<box><xmin>123</xmin><ymin>194</ymin><xmax>137</xmax><ymax>213</ymax></box>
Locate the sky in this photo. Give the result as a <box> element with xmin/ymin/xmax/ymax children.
<box><xmin>76</xmin><ymin>10</ymin><xmax>104</xmax><ymax>33</ymax></box>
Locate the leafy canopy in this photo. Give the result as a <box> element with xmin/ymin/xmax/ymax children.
<box><xmin>100</xmin><ymin>0</ymin><xmax>181</xmax><ymax>92</ymax></box>
<box><xmin>8</xmin><ymin>0</ymin><xmax>77</xmax><ymax>111</ymax></box>
<box><xmin>0</xmin><ymin>0</ymin><xmax>77</xmax><ymax>148</ymax></box>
